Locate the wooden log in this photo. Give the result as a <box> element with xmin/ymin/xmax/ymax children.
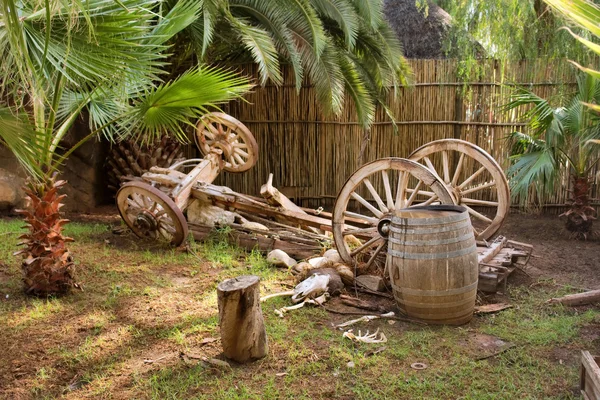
<box><xmin>339</xmin><ymin>294</ymin><xmax>387</xmax><ymax>313</ymax></box>
<box><xmin>217</xmin><ymin>275</ymin><xmax>268</xmax><ymax>363</ymax></box>
<box><xmin>547</xmin><ymin>289</ymin><xmax>600</xmax><ymax>306</ymax></box>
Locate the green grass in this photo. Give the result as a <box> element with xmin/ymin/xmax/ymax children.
<box><xmin>0</xmin><ymin>218</ymin><xmax>597</xmax><ymax>399</ymax></box>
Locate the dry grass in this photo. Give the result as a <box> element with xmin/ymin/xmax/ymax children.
<box><xmin>0</xmin><ymin>217</ymin><xmax>598</xmax><ymax>399</ymax></box>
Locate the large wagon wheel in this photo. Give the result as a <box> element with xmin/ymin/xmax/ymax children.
<box><xmin>195</xmin><ymin>112</ymin><xmax>258</xmax><ymax>173</ymax></box>
<box><xmin>408</xmin><ymin>139</ymin><xmax>510</xmax><ymax>240</ymax></box>
<box><xmin>332</xmin><ymin>158</ymin><xmax>454</xmax><ymax>271</ymax></box>
<box><xmin>117</xmin><ymin>181</ymin><xmax>188</xmax><ymax>246</ymax></box>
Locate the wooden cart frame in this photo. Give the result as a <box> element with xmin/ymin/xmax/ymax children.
<box><xmin>117</xmin><ymin>113</ymin><xmax>511</xmax><ymax>271</ymax></box>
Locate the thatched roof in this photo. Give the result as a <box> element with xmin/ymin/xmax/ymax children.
<box><xmin>383</xmin><ymin>0</ymin><xmax>453</xmax><ymax>59</ymax></box>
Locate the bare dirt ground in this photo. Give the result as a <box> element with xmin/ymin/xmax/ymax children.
<box><xmin>499</xmin><ymin>212</ymin><xmax>600</xmax><ymax>289</ymax></box>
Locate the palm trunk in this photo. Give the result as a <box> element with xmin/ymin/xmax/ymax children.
<box><xmin>562</xmin><ymin>175</ymin><xmax>596</xmax><ymax>238</ymax></box>
<box><xmin>15</xmin><ymin>175</ymin><xmax>76</xmax><ymax>296</ymax></box>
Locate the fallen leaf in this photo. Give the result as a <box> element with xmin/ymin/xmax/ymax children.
<box><xmin>200</xmin><ymin>337</ymin><xmax>218</xmax><ymax>345</ymax></box>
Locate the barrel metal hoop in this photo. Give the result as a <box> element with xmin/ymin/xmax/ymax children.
<box><xmin>387</xmin><ymin>244</ymin><xmax>478</xmax><ymax>260</ymax></box>
<box><xmin>391</xmin><ymin>212</ymin><xmax>468</xmax><ymax>226</ymax></box>
<box><xmin>391</xmin><ymin>281</ymin><xmax>478</xmax><ymax>297</ymax></box>
<box><xmin>393</xmin><ymin>293</ymin><xmax>477</xmax><ymax>308</ymax></box>
<box><xmin>395</xmin><ymin>307</ymin><xmax>475</xmax><ymax>321</ymax></box>
<box><xmin>388</xmin><ymin>220</ymin><xmax>471</xmax><ymax>234</ymax></box>
<box><xmin>387</xmin><ymin>232</ymin><xmax>474</xmax><ymax>246</ymax></box>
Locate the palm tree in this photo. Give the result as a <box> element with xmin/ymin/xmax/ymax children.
<box><xmin>504</xmin><ymin>73</ymin><xmax>600</xmax><ymax>237</ymax></box>
<box><xmin>0</xmin><ymin>0</ymin><xmax>251</xmax><ymax>296</ymax></box>
<box><xmin>175</xmin><ymin>0</ymin><xmax>412</xmax><ymax>127</ymax></box>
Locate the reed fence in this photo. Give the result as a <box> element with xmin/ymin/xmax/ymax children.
<box><xmin>187</xmin><ymin>59</ymin><xmax>598</xmax><ymax>214</ymax></box>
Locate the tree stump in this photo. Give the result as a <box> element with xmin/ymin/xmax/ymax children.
<box><xmin>217</xmin><ymin>275</ymin><xmax>268</xmax><ymax>363</ymax></box>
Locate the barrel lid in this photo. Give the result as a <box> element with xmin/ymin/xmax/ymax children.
<box><xmin>393</xmin><ymin>205</ymin><xmax>467</xmax><ymax>219</ymax></box>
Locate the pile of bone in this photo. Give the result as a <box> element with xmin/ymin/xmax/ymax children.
<box><xmin>261</xmin><ymin>249</ymin><xmax>386</xmax><ymax>317</ymax></box>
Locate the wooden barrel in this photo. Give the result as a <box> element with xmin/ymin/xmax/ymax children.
<box><xmin>387</xmin><ymin>205</ymin><xmax>478</xmax><ymax>325</ymax></box>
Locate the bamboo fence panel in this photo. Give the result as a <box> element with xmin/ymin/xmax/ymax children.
<box><xmin>186</xmin><ymin>59</ymin><xmax>597</xmax><ymax>214</ymax></box>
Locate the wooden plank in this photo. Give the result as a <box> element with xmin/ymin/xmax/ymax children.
<box><xmin>581</xmin><ymin>351</ymin><xmax>600</xmax><ymax>400</ymax></box>
<box><xmin>173</xmin><ymin>155</ymin><xmax>221</xmax><ymax>210</ymax></box>
<box><xmin>478</xmin><ymin>236</ymin><xmax>508</xmax><ymax>263</ymax></box>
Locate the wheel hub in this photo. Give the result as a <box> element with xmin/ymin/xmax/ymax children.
<box><xmin>213</xmin><ymin>133</ymin><xmax>234</xmax><ymax>159</ymax></box>
<box><xmin>135</xmin><ymin>210</ymin><xmax>158</xmax><ymax>232</ymax></box>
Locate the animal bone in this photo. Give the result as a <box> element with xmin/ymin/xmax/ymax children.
<box><xmin>275</xmin><ymin>293</ymin><xmax>330</xmax><ymax>317</ymax></box>
<box><xmin>291</xmin><ymin>274</ymin><xmax>330</xmax><ymax>303</ymax></box>
<box><xmin>261</xmin><ymin>273</ymin><xmax>330</xmax><ymax>303</ymax></box>
<box><xmin>260</xmin><ymin>290</ymin><xmax>294</xmax><ymax>302</ymax></box>
<box><xmin>336</xmin><ymin>312</ymin><xmax>396</xmax><ymax>328</ymax></box>
<box><xmin>342</xmin><ymin>328</ymin><xmax>388</xmax><ymax>344</ymax></box>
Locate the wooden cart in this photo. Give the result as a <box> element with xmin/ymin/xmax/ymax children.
<box><xmin>116</xmin><ymin>113</ymin><xmax>511</xmax><ymax>272</ymax></box>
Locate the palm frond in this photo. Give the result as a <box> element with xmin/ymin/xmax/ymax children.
<box><xmin>310</xmin><ymin>0</ymin><xmax>359</xmax><ymax>49</ymax></box>
<box><xmin>337</xmin><ymin>51</ymin><xmax>374</xmax><ymax>127</ymax></box>
<box><xmin>148</xmin><ymin>0</ymin><xmax>203</xmax><ymax>45</ymax></box>
<box><xmin>226</xmin><ymin>16</ymin><xmax>283</xmax><ymax>85</ymax></box>
<box><xmin>229</xmin><ymin>0</ymin><xmax>305</xmax><ymax>90</ymax></box>
<box><xmin>123</xmin><ymin>67</ymin><xmax>252</xmax><ymax>144</ymax></box>
<box><xmin>296</xmin><ymin>37</ymin><xmax>344</xmax><ymax>115</ymax></box>
<box><xmin>348</xmin><ymin>0</ymin><xmax>382</xmax><ymax>29</ymax></box>
<box><xmin>0</xmin><ymin>107</ymin><xmax>46</xmax><ymax>180</ymax></box>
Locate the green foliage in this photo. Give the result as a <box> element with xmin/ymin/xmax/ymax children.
<box><xmin>544</xmin><ymin>0</ymin><xmax>600</xmax><ymax>105</ymax></box>
<box><xmin>504</xmin><ymin>73</ymin><xmax>600</xmax><ymax>202</ymax></box>
<box><xmin>0</xmin><ymin>0</ymin><xmax>251</xmax><ymax>182</ymax></box>
<box><xmin>433</xmin><ymin>0</ymin><xmax>598</xmax><ymax>79</ymax></box>
<box><xmin>180</xmin><ymin>0</ymin><xmax>411</xmax><ymax>127</ymax></box>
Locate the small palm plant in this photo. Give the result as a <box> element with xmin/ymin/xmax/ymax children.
<box><xmin>504</xmin><ymin>73</ymin><xmax>600</xmax><ymax>237</ymax></box>
<box><xmin>0</xmin><ymin>0</ymin><xmax>251</xmax><ymax>296</ymax></box>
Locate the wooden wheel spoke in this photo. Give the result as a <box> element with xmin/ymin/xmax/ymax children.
<box><xmin>381</xmin><ymin>170</ymin><xmax>395</xmax><ymax>210</ymax></box>
<box><xmin>405</xmin><ymin>180</ymin><xmax>422</xmax><ymax>207</ymax></box>
<box><xmin>233</xmin><ymin>142</ymin><xmax>248</xmax><ymax>149</ymax></box>
<box><xmin>203</xmin><ymin>127</ymin><xmax>216</xmax><ymax>139</ymax></box>
<box><xmin>451</xmin><ymin>153</ymin><xmax>465</xmax><ymax>186</ymax></box>
<box><xmin>442</xmin><ymin>150</ymin><xmax>450</xmax><ymax>183</ymax></box>
<box><xmin>234</xmin><ymin>148</ymin><xmax>249</xmax><ymax>157</ymax></box>
<box><xmin>350</xmin><ymin>236</ymin><xmax>383</xmax><ymax>256</ymax></box>
<box><xmin>405</xmin><ymin>188</ymin><xmax>435</xmax><ymax>197</ymax></box>
<box><xmin>423</xmin><ymin>157</ymin><xmax>442</xmax><ymax>181</ymax></box>
<box><xmin>462</xmin><ymin>198</ymin><xmax>499</xmax><ymax>207</ymax></box>
<box><xmin>126</xmin><ymin>198</ymin><xmax>143</xmax><ymax>211</ymax></box>
<box><xmin>158</xmin><ymin>227</ymin><xmax>172</xmax><ymax>239</ymax></box>
<box><xmin>363</xmin><ymin>178</ymin><xmax>388</xmax><ymax>213</ymax></box>
<box><xmin>394</xmin><ymin>171</ymin><xmax>407</xmax><ymax>210</ymax></box>
<box><xmin>421</xmin><ymin>194</ymin><xmax>439</xmax><ymax>206</ymax></box>
<box><xmin>461</xmin><ymin>181</ymin><xmax>496</xmax><ymax>196</ymax></box>
<box><xmin>351</xmin><ymin>192</ymin><xmax>383</xmax><ymax>218</ymax></box>
<box><xmin>343</xmin><ymin>210</ymin><xmax>379</xmax><ymax>225</ymax></box>
<box><xmin>458</xmin><ymin>166</ymin><xmax>486</xmax><ymax>189</ymax></box>
<box><xmin>233</xmin><ymin>153</ymin><xmax>245</xmax><ymax>165</ymax></box>
<box><xmin>364</xmin><ymin>241</ymin><xmax>386</xmax><ymax>270</ymax></box>
<box><xmin>465</xmin><ymin>205</ymin><xmax>493</xmax><ymax>224</ymax></box>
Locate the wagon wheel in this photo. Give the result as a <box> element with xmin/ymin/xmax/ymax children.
<box><xmin>195</xmin><ymin>112</ymin><xmax>258</xmax><ymax>173</ymax></box>
<box><xmin>116</xmin><ymin>181</ymin><xmax>188</xmax><ymax>246</ymax></box>
<box><xmin>408</xmin><ymin>139</ymin><xmax>510</xmax><ymax>240</ymax></box>
<box><xmin>332</xmin><ymin>158</ymin><xmax>454</xmax><ymax>270</ymax></box>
